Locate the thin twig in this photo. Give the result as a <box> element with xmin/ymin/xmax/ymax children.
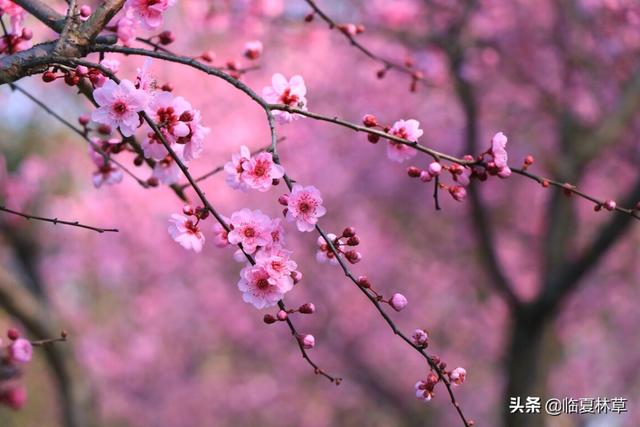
<box><xmin>0</xmin><ymin>206</ymin><xmax>119</xmax><ymax>233</ymax></box>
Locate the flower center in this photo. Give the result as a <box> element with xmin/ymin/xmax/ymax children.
<box><xmin>280</xmin><ymin>88</ymin><xmax>299</xmax><ymax>106</ymax></box>
<box><xmin>112</xmin><ymin>101</ymin><xmax>128</xmax><ymax>115</ymax></box>
<box><xmin>243</xmin><ymin>227</ymin><xmax>256</xmax><ymax>238</ymax></box>
<box><xmin>256</xmin><ymin>278</ymin><xmax>270</xmax><ymax>290</ymax></box>
<box><xmin>299</xmin><ymin>201</ymin><xmax>311</xmax><ymax>213</ymax></box>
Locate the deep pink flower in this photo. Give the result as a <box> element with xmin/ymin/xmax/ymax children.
<box><xmin>286</xmin><ymin>184</ymin><xmax>327</xmax><ymax>232</ymax></box>
<box><xmin>237</xmin><ymin>263</ymin><xmax>293</xmax><ymax>309</ymax></box>
<box><xmin>227</xmin><ymin>209</ymin><xmax>272</xmax><ymax>254</ymax></box>
<box><xmin>241</xmin><ymin>152</ymin><xmax>285</xmax><ymax>192</ymax></box>
<box><xmin>92</xmin><ymin>79</ymin><xmax>149</xmax><ymax>137</ymax></box>
<box><xmin>262</xmin><ymin>73</ymin><xmax>308</xmax><ymax>123</ymax></box>
<box><xmin>168</xmin><ymin>214</ymin><xmax>205</xmax><ymax>253</ymax></box>
<box><xmin>0</xmin><ymin>385</ymin><xmax>27</xmax><ymax>410</ymax></box>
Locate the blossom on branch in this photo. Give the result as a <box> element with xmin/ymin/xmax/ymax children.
<box><xmin>227</xmin><ymin>209</ymin><xmax>272</xmax><ymax>254</ymax></box>
<box><xmin>237</xmin><ymin>263</ymin><xmax>294</xmax><ymax>309</ymax></box>
<box><xmin>286</xmin><ymin>184</ymin><xmax>327</xmax><ymax>232</ymax></box>
<box><xmin>168</xmin><ymin>213</ymin><xmax>205</xmax><ymax>253</ymax></box>
<box><xmin>386</xmin><ymin>119</ymin><xmax>423</xmax><ymax>162</ymax></box>
<box><xmin>263</xmin><ymin>73</ymin><xmax>308</xmax><ymax>123</ymax></box>
<box><xmin>126</xmin><ymin>0</ymin><xmax>176</xmax><ymax>30</ymax></box>
<box><xmin>92</xmin><ymin>79</ymin><xmax>149</xmax><ymax>137</ymax></box>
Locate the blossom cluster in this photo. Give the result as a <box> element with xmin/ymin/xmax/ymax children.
<box><xmin>115</xmin><ymin>0</ymin><xmax>177</xmax><ymax>44</ymax></box>
<box><xmin>0</xmin><ymin>328</ymin><xmax>33</xmax><ymax>410</ymax></box>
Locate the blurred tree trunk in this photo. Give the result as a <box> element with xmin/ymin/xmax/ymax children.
<box><xmin>503</xmin><ymin>305</ymin><xmax>558</xmax><ymax>427</ymax></box>
<box><xmin>0</xmin><ymin>267</ymin><xmax>96</xmax><ymax>427</ymax></box>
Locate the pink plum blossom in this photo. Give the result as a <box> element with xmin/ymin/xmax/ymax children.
<box><xmin>244</xmin><ymin>40</ymin><xmax>263</xmax><ymax>60</ymax></box>
<box><xmin>298</xmin><ymin>334</ymin><xmax>315</xmax><ymax>350</ymax></box>
<box><xmin>237</xmin><ymin>263</ymin><xmax>293</xmax><ymax>309</ymax></box>
<box><xmin>151</xmin><ymin>155</ymin><xmax>181</xmax><ymax>185</ymax></box>
<box><xmin>386</xmin><ymin>119</ymin><xmax>422</xmax><ymax>162</ymax></box>
<box><xmin>227</xmin><ymin>209</ymin><xmax>272</xmax><ymax>254</ymax></box>
<box><xmin>147</xmin><ymin>92</ymin><xmax>191</xmax><ymax>143</ymax></box>
<box><xmin>116</xmin><ymin>10</ymin><xmax>137</xmax><ymax>44</ymax></box>
<box><xmin>490</xmin><ymin>131</ymin><xmax>511</xmax><ymax>177</ymax></box>
<box><xmin>176</xmin><ymin>109</ymin><xmax>209</xmax><ymax>162</ymax></box>
<box><xmin>286</xmin><ymin>184</ymin><xmax>327</xmax><ymax>232</ymax></box>
<box><xmin>449</xmin><ymin>367</ymin><xmax>467</xmax><ymax>386</ymax></box>
<box><xmin>9</xmin><ymin>338</ymin><xmax>32</xmax><ymax>363</ymax></box>
<box><xmin>241</xmin><ymin>151</ymin><xmax>285</xmax><ymax>192</ymax></box>
<box><xmin>126</xmin><ymin>0</ymin><xmax>176</xmax><ymax>30</ymax></box>
<box><xmin>92</xmin><ymin>79</ymin><xmax>149</xmax><ymax>137</ymax></box>
<box><xmin>316</xmin><ymin>233</ymin><xmax>339</xmax><ymax>265</ymax></box>
<box><xmin>255</xmin><ymin>248</ymin><xmax>298</xmax><ymax>278</ymax></box>
<box><xmin>100</xmin><ymin>58</ymin><xmax>121</xmax><ymax>74</ymax></box>
<box><xmin>212</xmin><ymin>221</ymin><xmax>230</xmax><ymax>248</ymax></box>
<box><xmin>415</xmin><ymin>381</ymin><xmax>433</xmax><ymax>402</ymax></box>
<box><xmin>168</xmin><ymin>214</ymin><xmax>205</xmax><ymax>253</ymax></box>
<box><xmin>224</xmin><ymin>145</ymin><xmax>252</xmax><ymax>190</ymax></box>
<box><xmin>262</xmin><ymin>73</ymin><xmax>307</xmax><ymax>123</ymax></box>
<box><xmin>411</xmin><ymin>329</ymin><xmax>429</xmax><ymax>347</ymax></box>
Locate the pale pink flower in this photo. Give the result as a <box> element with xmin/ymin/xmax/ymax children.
<box><xmin>126</xmin><ymin>0</ymin><xmax>175</xmax><ymax>30</ymax></box>
<box><xmin>286</xmin><ymin>184</ymin><xmax>326</xmax><ymax>232</ymax></box>
<box><xmin>454</xmin><ymin>167</ymin><xmax>472</xmax><ymax>187</ymax></box>
<box><xmin>255</xmin><ymin>248</ymin><xmax>298</xmax><ymax>278</ymax></box>
<box><xmin>212</xmin><ymin>221</ymin><xmax>230</xmax><ymax>248</ymax></box>
<box><xmin>386</xmin><ymin>119</ymin><xmax>422</xmax><ymax>162</ymax></box>
<box><xmin>241</xmin><ymin>152</ymin><xmax>284</xmax><ymax>192</ymax></box>
<box><xmin>168</xmin><ymin>214</ymin><xmax>205</xmax><ymax>253</ymax></box>
<box><xmin>244</xmin><ymin>40</ymin><xmax>263</xmax><ymax>60</ymax></box>
<box><xmin>141</xmin><ymin>129</ymin><xmax>170</xmax><ymax>160</ymax></box>
<box><xmin>147</xmin><ymin>91</ymin><xmax>191</xmax><ymax>143</ymax></box>
<box><xmin>100</xmin><ymin>58</ymin><xmax>121</xmax><ymax>74</ymax></box>
<box><xmin>237</xmin><ymin>263</ymin><xmax>293</xmax><ymax>309</ymax></box>
<box><xmin>316</xmin><ymin>233</ymin><xmax>339</xmax><ymax>265</ymax></box>
<box><xmin>136</xmin><ymin>59</ymin><xmax>156</xmax><ymax>92</ymax></box>
<box><xmin>262</xmin><ymin>73</ymin><xmax>307</xmax><ymax>123</ymax></box>
<box><xmin>227</xmin><ymin>209</ymin><xmax>272</xmax><ymax>254</ymax></box>
<box><xmin>449</xmin><ymin>367</ymin><xmax>467</xmax><ymax>386</ymax></box>
<box><xmin>151</xmin><ymin>155</ymin><xmax>181</xmax><ymax>185</ymax></box>
<box><xmin>224</xmin><ymin>145</ymin><xmax>252</xmax><ymax>190</ymax></box>
<box><xmin>92</xmin><ymin>163</ymin><xmax>123</xmax><ymax>188</ymax></box>
<box><xmin>266</xmin><ymin>218</ymin><xmax>286</xmax><ymax>250</ymax></box>
<box><xmin>92</xmin><ymin>79</ymin><xmax>148</xmax><ymax>137</ymax></box>
<box><xmin>116</xmin><ymin>10</ymin><xmax>137</xmax><ymax>45</ymax></box>
<box><xmin>9</xmin><ymin>338</ymin><xmax>32</xmax><ymax>363</ymax></box>
<box><xmin>389</xmin><ymin>293</ymin><xmax>408</xmax><ymax>311</ymax></box>
<box><xmin>411</xmin><ymin>329</ymin><xmax>429</xmax><ymax>347</ymax></box>
<box><xmin>176</xmin><ymin>109</ymin><xmax>209</xmax><ymax>162</ymax></box>
<box><xmin>414</xmin><ymin>381</ymin><xmax>433</xmax><ymax>402</ymax></box>
<box><xmin>490</xmin><ymin>132</ymin><xmax>509</xmax><ymax>169</ymax></box>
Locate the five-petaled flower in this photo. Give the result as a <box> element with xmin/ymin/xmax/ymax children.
<box><xmin>386</xmin><ymin>119</ymin><xmax>423</xmax><ymax>162</ymax></box>
<box><xmin>168</xmin><ymin>213</ymin><xmax>205</xmax><ymax>253</ymax></box>
<box><xmin>262</xmin><ymin>73</ymin><xmax>308</xmax><ymax>123</ymax></box>
<box><xmin>92</xmin><ymin>79</ymin><xmax>149</xmax><ymax>137</ymax></box>
<box><xmin>237</xmin><ymin>263</ymin><xmax>294</xmax><ymax>309</ymax></box>
<box><xmin>286</xmin><ymin>184</ymin><xmax>327</xmax><ymax>232</ymax></box>
<box><xmin>227</xmin><ymin>209</ymin><xmax>272</xmax><ymax>254</ymax></box>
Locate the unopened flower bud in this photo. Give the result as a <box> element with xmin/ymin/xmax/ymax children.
<box><xmin>298</xmin><ymin>334</ymin><xmax>315</xmax><ymax>349</ymax></box>
<box><xmin>277</xmin><ymin>310</ymin><xmax>288</xmax><ymax>321</ymax></box>
<box><xmin>428</xmin><ymin>162</ymin><xmax>442</xmax><ymax>177</ymax></box>
<box><xmin>407</xmin><ymin>166</ymin><xmax>421</xmax><ymax>178</ymax></box>
<box><xmin>389</xmin><ymin>293</ymin><xmax>408</xmax><ymax>311</ymax></box>
<box><xmin>357</xmin><ymin>275</ymin><xmax>371</xmax><ymax>288</ymax></box>
<box><xmin>362</xmin><ymin>114</ymin><xmax>377</xmax><ymax>127</ymax></box>
<box><xmin>263</xmin><ymin>314</ymin><xmax>276</xmax><ymax>324</ymax></box>
<box><xmin>299</xmin><ymin>303</ymin><xmax>316</xmax><ymax>314</ymax></box>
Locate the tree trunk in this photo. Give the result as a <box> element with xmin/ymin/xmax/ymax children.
<box><xmin>503</xmin><ymin>305</ymin><xmax>559</xmax><ymax>427</ymax></box>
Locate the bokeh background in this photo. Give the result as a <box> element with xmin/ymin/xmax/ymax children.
<box><xmin>0</xmin><ymin>1</ymin><xmax>639</xmax><ymax>426</ymax></box>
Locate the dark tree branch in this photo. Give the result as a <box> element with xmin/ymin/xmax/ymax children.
<box><xmin>0</xmin><ymin>206</ymin><xmax>119</xmax><ymax>233</ymax></box>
